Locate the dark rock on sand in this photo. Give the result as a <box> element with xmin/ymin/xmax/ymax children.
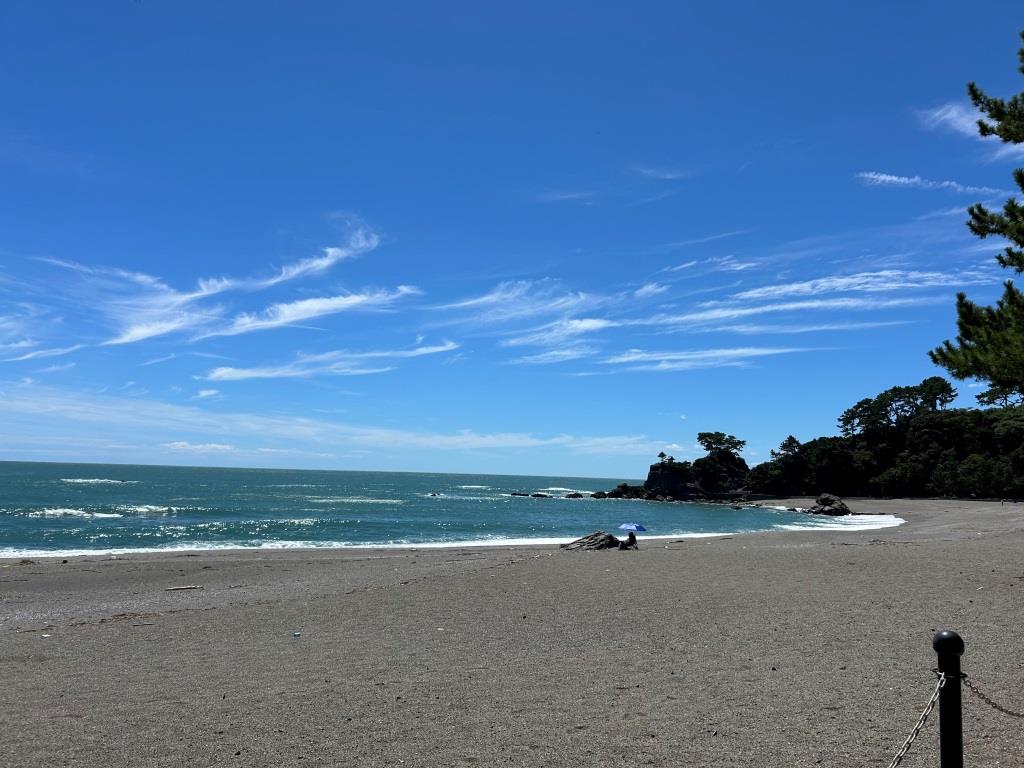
<box><xmin>560</xmin><ymin>531</ymin><xmax>637</xmax><ymax>551</ymax></box>
<box><xmin>805</xmin><ymin>493</ymin><xmax>852</xmax><ymax>516</ymax></box>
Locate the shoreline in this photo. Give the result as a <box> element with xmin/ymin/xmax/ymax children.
<box><xmin>0</xmin><ymin>498</ymin><xmax>907</xmax><ymax>560</ymax></box>
<box><xmin>3</xmin><ymin>497</ymin><xmax>1023</xmax><ymax>767</ymax></box>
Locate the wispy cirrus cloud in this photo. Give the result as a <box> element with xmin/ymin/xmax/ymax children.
<box><xmin>502</xmin><ymin>317</ymin><xmax>620</xmax><ymax>347</ymax></box>
<box><xmin>5</xmin><ymin>343</ymin><xmax>84</xmax><ymax>362</ymax></box>
<box><xmin>602</xmin><ymin>346</ymin><xmax>806</xmax><ymax>372</ymax></box>
<box><xmin>634</xmin><ymin>282</ymin><xmax>669</xmax><ymax>298</ymax></box>
<box><xmin>36</xmin><ymin>361</ymin><xmax>76</xmax><ymax>373</ymax></box>
<box><xmin>536</xmin><ymin>190</ymin><xmax>597</xmax><ymax>203</ymax></box>
<box><xmin>509</xmin><ymin>347</ymin><xmax>597</xmax><ymax>365</ymax></box>
<box><xmin>44</xmin><ymin>226</ymin><xmax>386</xmax><ymax>346</ymax></box>
<box><xmin>729</xmin><ymin>268</ymin><xmax>993</xmax><ymax>302</ymax></box>
<box><xmin>203</xmin><ymin>340</ymin><xmax>459</xmax><ymax>381</ymax></box>
<box><xmin>163</xmin><ymin>441</ymin><xmax>235</xmax><ymax>452</ymax></box>
<box><xmin>710</xmin><ymin>320</ymin><xmax>912</xmax><ymax>335</ymax></box>
<box><xmin>198</xmin><ymin>286</ymin><xmax>421</xmax><ymax>339</ymax></box>
<box><xmin>630</xmin><ymin>164</ymin><xmax>689</xmax><ymax>180</ymax></box>
<box><xmin>918</xmin><ymin>102</ymin><xmax>1024</xmax><ymax>161</ymax></box>
<box><xmin>643</xmin><ymin>296</ymin><xmax>941</xmax><ymax>328</ymax></box>
<box><xmin>435</xmin><ymin>280</ymin><xmax>601</xmax><ymax>325</ymax></box>
<box><xmin>856</xmin><ymin>171</ymin><xmax>1006</xmax><ymax>196</ymax></box>
<box><xmin>654</xmin><ymin>230</ymin><xmax>749</xmax><ymax>251</ymax></box>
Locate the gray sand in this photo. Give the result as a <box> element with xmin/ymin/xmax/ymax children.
<box><xmin>3</xmin><ymin>498</ymin><xmax>1024</xmax><ymax>767</ymax></box>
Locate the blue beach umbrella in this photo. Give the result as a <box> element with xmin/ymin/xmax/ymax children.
<box><xmin>618</xmin><ymin>522</ymin><xmax>646</xmax><ymax>532</ymax></box>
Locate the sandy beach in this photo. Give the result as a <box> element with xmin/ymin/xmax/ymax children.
<box><xmin>3</xmin><ymin>498</ymin><xmax>1024</xmax><ymax>767</ymax></box>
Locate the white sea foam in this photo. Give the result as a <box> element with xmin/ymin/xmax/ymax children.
<box><xmin>307</xmin><ymin>497</ymin><xmax>403</xmax><ymax>505</ymax></box>
<box><xmin>60</xmin><ymin>478</ymin><xmax>139</xmax><ymax>485</ymax></box>
<box><xmin>30</xmin><ymin>508</ymin><xmax>124</xmax><ymax>518</ymax></box>
<box><xmin>457</xmin><ymin>485</ymin><xmax>490</xmax><ymax>489</ymax></box>
<box><xmin>773</xmin><ymin>514</ymin><xmax>905</xmax><ymax>532</ymax></box>
<box><xmin>538</xmin><ymin>487</ymin><xmax>590</xmax><ymax>494</ymax></box>
<box><xmin>115</xmin><ymin>504</ymin><xmax>177</xmax><ymax>514</ymax></box>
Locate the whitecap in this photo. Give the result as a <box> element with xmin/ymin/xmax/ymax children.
<box><xmin>457</xmin><ymin>485</ymin><xmax>491</xmax><ymax>489</ymax></box>
<box><xmin>30</xmin><ymin>508</ymin><xmax>124</xmax><ymax>518</ymax></box>
<box><xmin>60</xmin><ymin>478</ymin><xmax>139</xmax><ymax>485</ymax></box>
<box><xmin>307</xmin><ymin>497</ymin><xmax>403</xmax><ymax>505</ymax></box>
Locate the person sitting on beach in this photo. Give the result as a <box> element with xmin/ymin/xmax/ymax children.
<box><xmin>619</xmin><ymin>531</ymin><xmax>638</xmax><ymax>550</ymax></box>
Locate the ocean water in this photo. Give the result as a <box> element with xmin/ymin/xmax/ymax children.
<box><xmin>0</xmin><ymin>461</ymin><xmax>903</xmax><ymax>557</ymax></box>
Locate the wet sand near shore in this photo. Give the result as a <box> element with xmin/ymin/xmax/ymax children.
<box><xmin>3</xmin><ymin>498</ymin><xmax>1024</xmax><ymax>767</ymax></box>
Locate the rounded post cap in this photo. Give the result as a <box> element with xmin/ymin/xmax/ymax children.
<box><xmin>933</xmin><ymin>629</ymin><xmax>965</xmax><ymax>656</ymax></box>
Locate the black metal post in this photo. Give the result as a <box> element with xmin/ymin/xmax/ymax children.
<box><xmin>933</xmin><ymin>630</ymin><xmax>965</xmax><ymax>768</ymax></box>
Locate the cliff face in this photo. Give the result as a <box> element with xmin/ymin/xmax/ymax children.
<box><xmin>643</xmin><ymin>461</ymin><xmax>702</xmax><ymax>498</ymax></box>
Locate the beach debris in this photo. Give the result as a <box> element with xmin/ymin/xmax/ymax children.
<box><xmin>804</xmin><ymin>493</ymin><xmax>852</xmax><ymax>516</ymax></box>
<box><xmin>165</xmin><ymin>585</ymin><xmax>204</xmax><ymax>591</ymax></box>
<box><xmin>560</xmin><ymin>530</ymin><xmax>637</xmax><ymax>551</ymax></box>
<box><xmin>292</xmin><ymin>632</ymin><xmax>302</xmax><ymax>638</ymax></box>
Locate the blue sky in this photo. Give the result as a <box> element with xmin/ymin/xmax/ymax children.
<box><xmin>1</xmin><ymin>1</ymin><xmax>1022</xmax><ymax>477</ymax></box>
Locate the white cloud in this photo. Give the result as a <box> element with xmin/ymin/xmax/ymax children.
<box><xmin>204</xmin><ymin>340</ymin><xmax>459</xmax><ymax>381</ymax></box>
<box><xmin>707</xmin><ymin>255</ymin><xmax>757</xmax><ymax>272</ymax></box>
<box><xmin>0</xmin><ymin>339</ymin><xmax>36</xmax><ymax>351</ymax></box>
<box><xmin>634</xmin><ymin>282</ymin><xmax>669</xmax><ymax>298</ymax></box>
<box><xmin>509</xmin><ymin>347</ymin><xmax>596</xmax><ymax>365</ymax></box>
<box><xmin>856</xmin><ymin>171</ymin><xmax>1006</xmax><ymax>196</ymax></box>
<box><xmin>36</xmin><ymin>362</ymin><xmax>76</xmax><ymax>373</ymax></box>
<box><xmin>712</xmin><ymin>320</ymin><xmax>912</xmax><ymax>335</ymax></box>
<box><xmin>537</xmin><ymin>190</ymin><xmax>597</xmax><ymax>203</ymax></box>
<box><xmin>655</xmin><ymin>230</ymin><xmax>748</xmax><ymax>251</ymax></box>
<box><xmin>44</xmin><ymin>226</ymin><xmax>385</xmax><ymax>345</ymax></box>
<box><xmin>436</xmin><ymin>280</ymin><xmax>599</xmax><ymax>325</ymax></box>
<box><xmin>918</xmin><ymin>102</ymin><xmax>1024</xmax><ymax>161</ymax></box>
<box><xmin>503</xmin><ymin>317</ymin><xmax>619</xmax><ymax>347</ymax></box>
<box><xmin>643</xmin><ymin>296</ymin><xmax>940</xmax><ymax>328</ymax></box>
<box><xmin>662</xmin><ymin>260</ymin><xmax>699</xmax><ymax>273</ymax></box>
<box><xmin>730</xmin><ymin>269</ymin><xmax>993</xmax><ymax>301</ymax></box>
<box><xmin>0</xmin><ymin>384</ymin><xmax>664</xmax><ymax>456</ymax></box>
<box><xmin>604</xmin><ymin>347</ymin><xmax>804</xmax><ymax>371</ymax></box>
<box><xmin>5</xmin><ymin>344</ymin><xmax>84</xmax><ymax>362</ymax></box>
<box><xmin>163</xmin><ymin>441</ymin><xmax>235</xmax><ymax>452</ymax></box>
<box><xmin>195</xmin><ymin>389</ymin><xmax>219</xmax><ymax>399</ymax></box>
<box><xmin>199</xmin><ymin>286</ymin><xmax>421</xmax><ymax>339</ymax></box>
<box><xmin>142</xmin><ymin>353</ymin><xmax>176</xmax><ymax>366</ymax></box>
<box><xmin>630</xmin><ymin>165</ymin><xmax>689</xmax><ymax>180</ymax></box>
<box><xmin>257</xmin><ymin>228</ymin><xmax>379</xmax><ymax>287</ymax></box>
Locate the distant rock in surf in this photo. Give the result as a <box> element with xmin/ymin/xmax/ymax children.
<box><xmin>804</xmin><ymin>493</ymin><xmax>852</xmax><ymax>516</ymax></box>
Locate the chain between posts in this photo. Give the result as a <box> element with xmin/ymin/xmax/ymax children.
<box><xmin>962</xmin><ymin>674</ymin><xmax>1024</xmax><ymax>719</ymax></box>
<box><xmin>886</xmin><ymin>672</ymin><xmax>947</xmax><ymax>768</ymax></box>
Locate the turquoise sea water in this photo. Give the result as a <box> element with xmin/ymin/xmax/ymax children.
<box><xmin>0</xmin><ymin>462</ymin><xmax>902</xmax><ymax>557</ymax></box>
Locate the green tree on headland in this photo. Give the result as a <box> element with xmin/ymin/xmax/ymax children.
<box><xmin>929</xmin><ymin>31</ymin><xmax>1024</xmax><ymax>405</ymax></box>
<box><xmin>696</xmin><ymin>432</ymin><xmax>746</xmax><ymax>455</ymax></box>
<box><xmin>693</xmin><ymin>432</ymin><xmax>749</xmax><ymax>492</ymax></box>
